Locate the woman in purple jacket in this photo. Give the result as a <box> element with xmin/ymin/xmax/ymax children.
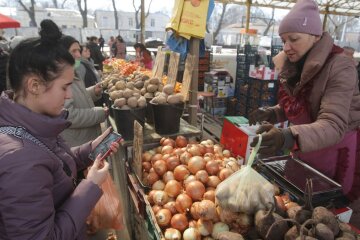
<box><xmin>0</xmin><ymin>19</ymin><xmax>117</xmax><ymax>239</ymax></box>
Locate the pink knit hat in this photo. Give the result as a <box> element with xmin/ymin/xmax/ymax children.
<box><xmin>279</xmin><ymin>0</ymin><xmax>322</xmax><ymax>36</ymax></box>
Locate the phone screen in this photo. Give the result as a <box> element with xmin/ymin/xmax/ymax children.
<box><xmin>88</xmin><ymin>131</ymin><xmax>122</xmax><ymax>161</ymax></box>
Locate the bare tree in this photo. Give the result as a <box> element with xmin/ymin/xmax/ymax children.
<box><xmin>76</xmin><ymin>0</ymin><xmax>88</xmax><ymax>28</ymax></box>
<box><xmin>52</xmin><ymin>0</ymin><xmax>68</xmax><ymax>8</ymax></box>
<box><xmin>18</xmin><ymin>0</ymin><xmax>37</xmax><ymax>27</ymax></box>
<box><xmin>213</xmin><ymin>3</ymin><xmax>227</xmax><ymax>44</ymax></box>
<box><xmin>111</xmin><ymin>0</ymin><xmax>119</xmax><ymax>29</ymax></box>
<box><xmin>132</xmin><ymin>0</ymin><xmax>153</xmax><ymax>29</ymax></box>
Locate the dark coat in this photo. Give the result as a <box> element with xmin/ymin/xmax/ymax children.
<box><xmin>87</xmin><ymin>41</ymin><xmax>105</xmax><ymax>71</ymax></box>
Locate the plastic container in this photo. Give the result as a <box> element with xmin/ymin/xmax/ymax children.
<box><xmin>112</xmin><ymin>106</ymin><xmax>146</xmax><ymax>140</ymax></box>
<box><xmin>151</xmin><ymin>102</ymin><xmax>184</xmax><ymax>135</ymax></box>
<box><xmin>103</xmin><ymin>91</ymin><xmax>114</xmax><ymax>117</ymax></box>
<box><xmin>145</xmin><ymin>98</ymin><xmax>154</xmax><ymax>124</ymax></box>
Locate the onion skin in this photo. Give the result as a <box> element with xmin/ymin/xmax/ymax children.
<box><xmin>153</xmin><ymin>160</ymin><xmax>167</xmax><ymax>176</ymax></box>
<box><xmin>175</xmin><ymin>193</ymin><xmax>193</xmax><ymax>213</ymax></box>
<box><xmin>186</xmin><ymin>180</ymin><xmax>206</xmax><ymax>201</ymax></box>
<box><xmin>195</xmin><ymin>170</ymin><xmax>209</xmax><ymax>184</ymax></box>
<box><xmin>163</xmin><ymin>171</ymin><xmax>175</xmax><ymax>183</ymax></box>
<box><xmin>207</xmin><ymin>176</ymin><xmax>221</xmax><ymax>188</ymax></box>
<box><xmin>166</xmin><ymin>155</ymin><xmax>180</xmax><ymax>171</ymax></box>
<box><xmin>152</xmin><ymin>205</ymin><xmax>162</xmax><ymax>214</ymax></box>
<box><xmin>197</xmin><ymin>200</ymin><xmax>217</xmax><ymax>221</ymax></box>
<box><xmin>153</xmin><ymin>190</ymin><xmax>169</xmax><ymax>206</ymax></box>
<box><xmin>155</xmin><ymin>208</ymin><xmax>172</xmax><ymax>227</ymax></box>
<box><xmin>188</xmin><ymin>156</ymin><xmax>206</xmax><ymax>175</ymax></box>
<box><xmin>142</xmin><ymin>151</ymin><xmax>152</xmax><ymax>162</ymax></box>
<box><xmin>164</xmin><ymin>228</ymin><xmax>182</xmax><ymax>240</ymax></box>
<box><xmin>197</xmin><ymin>219</ymin><xmax>214</xmax><ymax>236</ymax></box>
<box><xmin>203</xmin><ymin>190</ymin><xmax>215</xmax><ymax>202</ymax></box>
<box><xmin>171</xmin><ymin>214</ymin><xmax>189</xmax><ymax>232</ymax></box>
<box><xmin>164</xmin><ymin>180</ymin><xmax>182</xmax><ymax>198</ymax></box>
<box><xmin>218</xmin><ymin>168</ymin><xmax>233</xmax><ymax>181</ymax></box>
<box><xmin>175</xmin><ymin>135</ymin><xmax>188</xmax><ymax>148</ymax></box>
<box><xmin>164</xmin><ymin>201</ymin><xmax>178</xmax><ymax>215</ymax></box>
<box><xmin>183</xmin><ymin>227</ymin><xmax>201</xmax><ymax>240</ymax></box>
<box><xmin>162</xmin><ymin>138</ymin><xmax>176</xmax><ymax>147</ymax></box>
<box><xmin>190</xmin><ymin>202</ymin><xmax>201</xmax><ymax>220</ymax></box>
<box><xmin>147</xmin><ymin>172</ymin><xmax>160</xmax><ymax>186</ymax></box>
<box><xmin>206</xmin><ymin>160</ymin><xmax>220</xmax><ymax>176</ymax></box>
<box><xmin>173</xmin><ymin>165</ymin><xmax>190</xmax><ymax>182</ymax></box>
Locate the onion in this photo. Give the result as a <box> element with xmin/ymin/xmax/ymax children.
<box><xmin>166</xmin><ymin>156</ymin><xmax>180</xmax><ymax>171</ymax></box>
<box><xmin>142</xmin><ymin>151</ymin><xmax>152</xmax><ymax>162</ymax></box>
<box><xmin>152</xmin><ymin>180</ymin><xmax>165</xmax><ymax>190</ymax></box>
<box><xmin>142</xmin><ymin>172</ymin><xmax>149</xmax><ymax>185</ymax></box>
<box><xmin>195</xmin><ymin>170</ymin><xmax>209</xmax><ymax>184</ymax></box>
<box><xmin>163</xmin><ymin>171</ymin><xmax>175</xmax><ymax>183</ymax></box>
<box><xmin>152</xmin><ymin>205</ymin><xmax>162</xmax><ymax>214</ymax></box>
<box><xmin>225</xmin><ymin>161</ymin><xmax>239</xmax><ymax>172</ymax></box>
<box><xmin>171</xmin><ymin>214</ymin><xmax>189</xmax><ymax>232</ymax></box>
<box><xmin>188</xmin><ymin>156</ymin><xmax>205</xmax><ymax>175</ymax></box>
<box><xmin>183</xmin><ymin>227</ymin><xmax>200</xmax><ymax>240</ymax></box>
<box><xmin>164</xmin><ymin>228</ymin><xmax>182</xmax><ymax>240</ymax></box>
<box><xmin>180</xmin><ymin>151</ymin><xmax>192</xmax><ymax>165</ymax></box>
<box><xmin>204</xmin><ymin>153</ymin><xmax>215</xmax><ymax>160</ymax></box>
<box><xmin>162</xmin><ymin>153</ymin><xmax>171</xmax><ymax>161</ymax></box>
<box><xmin>175</xmin><ymin>193</ymin><xmax>193</xmax><ymax>213</ymax></box>
<box><xmin>218</xmin><ymin>168</ymin><xmax>233</xmax><ymax>181</ymax></box>
<box><xmin>147</xmin><ymin>172</ymin><xmax>159</xmax><ymax>185</ymax></box>
<box><xmin>285</xmin><ymin>201</ymin><xmax>299</xmax><ymax>210</ymax></box>
<box><xmin>174</xmin><ymin>148</ymin><xmax>185</xmax><ymax>156</ymax></box>
<box><xmin>160</xmin><ymin>137</ymin><xmax>166</xmax><ymax>145</ymax></box>
<box><xmin>183</xmin><ymin>175</ymin><xmax>194</xmax><ymax>185</ymax></box>
<box><xmin>142</xmin><ymin>162</ymin><xmax>152</xmax><ymax>172</ymax></box>
<box><xmin>162</xmin><ymin>145</ymin><xmax>174</xmax><ymax>155</ymax></box>
<box><xmin>155</xmin><ymin>146</ymin><xmax>162</xmax><ymax>153</ymax></box>
<box><xmin>211</xmin><ymin>222</ymin><xmax>229</xmax><ymax>238</ymax></box>
<box><xmin>204</xmin><ymin>145</ymin><xmax>214</xmax><ymax>154</ymax></box>
<box><xmin>207</xmin><ymin>139</ymin><xmax>214</xmax><ymax>146</ymax></box>
<box><xmin>186</xmin><ymin>180</ymin><xmax>205</xmax><ymax>201</ymax></box>
<box><xmin>197</xmin><ymin>200</ymin><xmax>216</xmax><ymax>220</ymax></box>
<box><xmin>187</xmin><ymin>144</ymin><xmax>201</xmax><ymax>156</ymax></box>
<box><xmin>197</xmin><ymin>219</ymin><xmax>213</xmax><ymax>236</ymax></box>
<box><xmin>200</xmin><ymin>140</ymin><xmax>208</xmax><ymax>145</ymax></box>
<box><xmin>164</xmin><ymin>201</ymin><xmax>178</xmax><ymax>215</ymax></box>
<box><xmin>147</xmin><ymin>190</ymin><xmax>157</xmax><ymax>205</ymax></box>
<box><xmin>203</xmin><ymin>190</ymin><xmax>215</xmax><ymax>202</ymax></box>
<box><xmin>153</xmin><ymin>190</ymin><xmax>169</xmax><ymax>206</ymax></box>
<box><xmin>153</xmin><ymin>160</ymin><xmax>167</xmax><ymax>176</ymax></box>
<box><xmin>151</xmin><ymin>153</ymin><xmax>163</xmax><ymax>164</ymax></box>
<box><xmin>213</xmin><ymin>145</ymin><xmax>223</xmax><ymax>155</ymax></box>
<box><xmin>207</xmin><ymin>176</ymin><xmax>221</xmax><ymax>188</ymax></box>
<box><xmin>205</xmin><ymin>160</ymin><xmax>220</xmax><ymax>175</ymax></box>
<box><xmin>163</xmin><ymin>138</ymin><xmax>176</xmax><ymax>147</ymax></box>
<box><xmin>164</xmin><ymin>180</ymin><xmax>182</xmax><ymax>198</ymax></box>
<box><xmin>190</xmin><ymin>202</ymin><xmax>201</xmax><ymax>220</ymax></box>
<box><xmin>155</xmin><ymin>208</ymin><xmax>172</xmax><ymax>227</ymax></box>
<box><xmin>197</xmin><ymin>144</ymin><xmax>206</xmax><ymax>156</ymax></box>
<box><xmin>175</xmin><ymin>135</ymin><xmax>188</xmax><ymax>148</ymax></box>
<box><xmin>275</xmin><ymin>196</ymin><xmax>286</xmax><ymax>211</ymax></box>
<box><xmin>173</xmin><ymin>165</ymin><xmax>190</xmax><ymax>181</ymax></box>
<box><xmin>222</xmin><ymin>149</ymin><xmax>231</xmax><ymax>158</ymax></box>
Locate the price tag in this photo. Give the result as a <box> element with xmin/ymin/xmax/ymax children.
<box><xmin>268</xmin><ymin>82</ymin><xmax>275</xmax><ymax>88</ymax></box>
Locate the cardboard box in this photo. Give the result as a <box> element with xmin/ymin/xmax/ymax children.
<box><xmin>249</xmin><ymin>65</ymin><xmax>279</xmax><ymax>80</ymax></box>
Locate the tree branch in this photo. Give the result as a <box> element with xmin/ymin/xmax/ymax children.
<box><xmin>145</xmin><ymin>0</ymin><xmax>153</xmax><ymax>18</ymax></box>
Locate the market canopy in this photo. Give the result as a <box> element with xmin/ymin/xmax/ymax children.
<box><xmin>0</xmin><ymin>13</ymin><xmax>20</xmax><ymax>29</ymax></box>
<box><xmin>216</xmin><ymin>0</ymin><xmax>360</xmax><ymax>17</ymax></box>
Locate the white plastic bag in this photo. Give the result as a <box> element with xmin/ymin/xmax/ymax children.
<box><xmin>215</xmin><ymin>134</ymin><xmax>274</xmax><ymax>214</ymax></box>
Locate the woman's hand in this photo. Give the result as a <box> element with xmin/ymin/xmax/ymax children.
<box><xmin>86</xmin><ymin>157</ymin><xmax>109</xmax><ymax>186</ymax></box>
<box><xmin>94</xmin><ymin>82</ymin><xmax>103</xmax><ymax>96</ymax></box>
<box><xmin>91</xmin><ymin>127</ymin><xmax>112</xmax><ymax>151</ymax></box>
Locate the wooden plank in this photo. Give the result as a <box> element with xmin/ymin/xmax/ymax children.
<box><xmin>151</xmin><ymin>46</ymin><xmax>163</xmax><ymax>77</ymax></box>
<box><xmin>154</xmin><ymin>51</ymin><xmax>166</xmax><ymax>79</ymax></box>
<box><xmin>180</xmin><ymin>54</ymin><xmax>196</xmax><ymax>101</ymax></box>
<box><xmin>166</xmin><ymin>51</ymin><xmax>180</xmax><ymax>86</ymax></box>
<box><xmin>132</xmin><ymin>120</ymin><xmax>143</xmax><ymax>179</ymax></box>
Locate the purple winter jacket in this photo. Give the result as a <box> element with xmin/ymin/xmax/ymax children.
<box><xmin>0</xmin><ymin>92</ymin><xmax>102</xmax><ymax>239</ymax></box>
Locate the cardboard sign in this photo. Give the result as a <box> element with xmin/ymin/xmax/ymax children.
<box><xmin>133</xmin><ymin>120</ymin><xmax>143</xmax><ymax>179</ymax></box>
<box><xmin>167</xmin><ymin>51</ymin><xmax>180</xmax><ymax>86</ymax></box>
<box><xmin>151</xmin><ymin>46</ymin><xmax>163</xmax><ymax>78</ymax></box>
<box><xmin>154</xmin><ymin>51</ymin><xmax>166</xmax><ymax>79</ymax></box>
<box><xmin>180</xmin><ymin>53</ymin><xmax>196</xmax><ymax>100</ymax></box>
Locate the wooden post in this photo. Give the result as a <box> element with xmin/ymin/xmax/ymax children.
<box><xmin>188</xmin><ymin>38</ymin><xmax>200</xmax><ymax>127</ymax></box>
<box><xmin>245</xmin><ymin>0</ymin><xmax>252</xmax><ymax>33</ymax></box>
<box><xmin>140</xmin><ymin>0</ymin><xmax>145</xmax><ymax>44</ymax></box>
<box><xmin>323</xmin><ymin>6</ymin><xmax>329</xmax><ymax>31</ymax></box>
<box><xmin>133</xmin><ymin>120</ymin><xmax>143</xmax><ymax>179</ymax></box>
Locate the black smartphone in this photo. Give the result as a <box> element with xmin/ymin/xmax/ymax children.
<box><xmin>88</xmin><ymin>131</ymin><xmax>122</xmax><ymax>161</ymax></box>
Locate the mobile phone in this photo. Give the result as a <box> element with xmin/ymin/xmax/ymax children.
<box><xmin>89</xmin><ymin>131</ymin><xmax>122</xmax><ymax>161</ymax></box>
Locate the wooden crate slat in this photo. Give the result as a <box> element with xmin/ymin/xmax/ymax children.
<box><xmin>166</xmin><ymin>51</ymin><xmax>180</xmax><ymax>87</ymax></box>
<box><xmin>180</xmin><ymin>54</ymin><xmax>196</xmax><ymax>101</ymax></box>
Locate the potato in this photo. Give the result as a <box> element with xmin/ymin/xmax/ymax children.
<box><xmin>134</xmin><ymin>80</ymin><xmax>144</xmax><ymax>89</ymax></box>
<box><xmin>312</xmin><ymin>207</ymin><xmax>339</xmax><ymax>236</ymax></box>
<box><xmin>149</xmin><ymin>77</ymin><xmax>160</xmax><ymax>85</ymax></box>
<box><xmin>158</xmin><ymin>84</ymin><xmax>164</xmax><ymax>92</ymax></box>
<box><xmin>147</xmin><ymin>84</ymin><xmax>158</xmax><ymax>93</ymax></box>
<box><xmin>155</xmin><ymin>91</ymin><xmax>162</xmax><ymax>97</ymax></box>
<box><xmin>140</xmin><ymin>88</ymin><xmax>147</xmax><ymax>95</ymax></box>
<box><xmin>142</xmin><ymin>75</ymin><xmax>150</xmax><ymax>81</ymax></box>
<box><xmin>126</xmin><ymin>82</ymin><xmax>135</xmax><ymax>89</ymax></box>
<box><xmin>127</xmin><ymin>97</ymin><xmax>138</xmax><ymax>108</ymax></box>
<box><xmin>144</xmin><ymin>92</ymin><xmax>154</xmax><ymax>99</ymax></box>
<box><xmin>162</xmin><ymin>84</ymin><xmax>174</xmax><ymax>95</ymax></box>
<box><xmin>138</xmin><ymin>96</ymin><xmax>146</xmax><ymax>108</ymax></box>
<box><xmin>109</xmin><ymin>86</ymin><xmax>116</xmax><ymax>92</ymax></box>
<box><xmin>133</xmin><ymin>92</ymin><xmax>141</xmax><ymax>99</ymax></box>
<box><xmin>175</xmin><ymin>93</ymin><xmax>184</xmax><ymax>102</ymax></box>
<box><xmin>123</xmin><ymin>88</ymin><xmax>134</xmax><ymax>98</ymax></box>
<box><xmin>167</xmin><ymin>94</ymin><xmax>182</xmax><ymax>104</ymax></box>
<box><xmin>115</xmin><ymin>80</ymin><xmax>126</xmax><ymax>90</ymax></box>
<box><xmin>121</xmin><ymin>105</ymin><xmax>130</xmax><ymax>110</ymax></box>
<box><xmin>114</xmin><ymin>98</ymin><xmax>126</xmax><ymax>108</ymax></box>
<box><xmin>144</xmin><ymin>80</ymin><xmax>150</xmax><ymax>88</ymax></box>
<box><xmin>315</xmin><ymin>223</ymin><xmax>334</xmax><ymax>240</ymax></box>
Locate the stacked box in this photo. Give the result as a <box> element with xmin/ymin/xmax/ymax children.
<box><xmin>198</xmin><ymin>50</ymin><xmax>211</xmax><ymax>91</ymax></box>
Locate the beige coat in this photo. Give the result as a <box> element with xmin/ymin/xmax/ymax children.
<box><xmin>273</xmin><ymin>32</ymin><xmax>360</xmax><ymax>152</ymax></box>
<box><xmin>61</xmin><ymin>77</ymin><xmax>106</xmax><ymax>147</ymax></box>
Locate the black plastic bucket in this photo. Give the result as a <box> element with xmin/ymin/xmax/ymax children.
<box><xmin>103</xmin><ymin>91</ymin><xmax>114</xmax><ymax>117</ymax></box>
<box><xmin>112</xmin><ymin>106</ymin><xmax>146</xmax><ymax>140</ymax></box>
<box><xmin>145</xmin><ymin>98</ymin><xmax>154</xmax><ymax>124</ymax></box>
<box><xmin>151</xmin><ymin>102</ymin><xmax>184</xmax><ymax>135</ymax></box>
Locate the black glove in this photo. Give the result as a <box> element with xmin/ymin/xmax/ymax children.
<box><xmin>248</xmin><ymin>107</ymin><xmax>276</xmax><ymax>125</ymax></box>
<box><xmin>250</xmin><ymin>123</ymin><xmax>285</xmax><ymax>156</ymax></box>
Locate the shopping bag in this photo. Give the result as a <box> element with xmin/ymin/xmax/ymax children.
<box><xmin>178</xmin><ymin>0</ymin><xmax>210</xmax><ymax>39</ymax></box>
<box><xmin>215</xmin><ymin>134</ymin><xmax>275</xmax><ymax>214</ymax></box>
<box><xmin>166</xmin><ymin>0</ymin><xmax>185</xmax><ymax>32</ymax></box>
<box><xmin>87</xmin><ymin>173</ymin><xmax>124</xmax><ymax>232</ymax></box>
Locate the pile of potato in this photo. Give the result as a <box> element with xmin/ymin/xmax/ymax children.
<box><xmin>150</xmin><ymin>84</ymin><xmax>184</xmax><ymax>105</ymax></box>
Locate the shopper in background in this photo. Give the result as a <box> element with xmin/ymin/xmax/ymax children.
<box><xmin>0</xmin><ymin>19</ymin><xmax>118</xmax><ymax>239</ymax></box>
<box><xmin>343</xmin><ymin>46</ymin><xmax>360</xmax><ymax>90</ymax></box>
<box><xmin>87</xmin><ymin>36</ymin><xmax>105</xmax><ymax>71</ymax></box>
<box><xmin>113</xmin><ymin>35</ymin><xmax>126</xmax><ymax>59</ymax></box>
<box><xmin>108</xmin><ymin>36</ymin><xmax>115</xmax><ymax>57</ymax></box>
<box><xmin>77</xmin><ymin>43</ymin><xmax>101</xmax><ymax>88</ymax></box>
<box><xmin>133</xmin><ymin>42</ymin><xmax>152</xmax><ymax>69</ymax></box>
<box><xmin>60</xmin><ymin>35</ymin><xmax>108</xmax><ymax>147</ymax></box>
<box><xmin>98</xmin><ymin>34</ymin><xmax>105</xmax><ymax>52</ymax></box>
<box><xmin>0</xmin><ymin>37</ymin><xmax>9</xmax><ymax>93</ymax></box>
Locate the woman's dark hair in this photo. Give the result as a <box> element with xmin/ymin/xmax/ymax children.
<box><xmin>134</xmin><ymin>42</ymin><xmax>150</xmax><ymax>56</ymax></box>
<box><xmin>116</xmin><ymin>35</ymin><xmax>124</xmax><ymax>43</ymax></box>
<box><xmin>8</xmin><ymin>19</ymin><xmax>75</xmax><ymax>92</ymax></box>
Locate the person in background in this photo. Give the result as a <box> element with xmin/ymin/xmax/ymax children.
<box><xmin>108</xmin><ymin>36</ymin><xmax>115</xmax><ymax>57</ymax></box>
<box><xmin>114</xmin><ymin>35</ymin><xmax>126</xmax><ymax>59</ymax></box>
<box><xmin>133</xmin><ymin>42</ymin><xmax>152</xmax><ymax>69</ymax></box>
<box><xmin>343</xmin><ymin>46</ymin><xmax>360</xmax><ymax>90</ymax></box>
<box><xmin>246</xmin><ymin>0</ymin><xmax>360</xmax><ymax>229</ymax></box>
<box><xmin>0</xmin><ymin>19</ymin><xmax>118</xmax><ymax>239</ymax></box>
<box><xmin>0</xmin><ymin>37</ymin><xmax>9</xmax><ymax>93</ymax></box>
<box><xmin>87</xmin><ymin>36</ymin><xmax>105</xmax><ymax>71</ymax></box>
<box><xmin>98</xmin><ymin>35</ymin><xmax>105</xmax><ymax>52</ymax></box>
<box><xmin>60</xmin><ymin>35</ymin><xmax>108</xmax><ymax>147</ymax></box>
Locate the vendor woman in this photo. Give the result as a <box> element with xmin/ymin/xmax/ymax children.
<box><xmin>247</xmin><ymin>0</ymin><xmax>360</xmax><ymax>229</ymax></box>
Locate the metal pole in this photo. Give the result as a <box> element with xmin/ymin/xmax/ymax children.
<box><xmin>245</xmin><ymin>0</ymin><xmax>251</xmax><ymax>33</ymax></box>
<box><xmin>140</xmin><ymin>0</ymin><xmax>145</xmax><ymax>44</ymax></box>
<box><xmin>189</xmin><ymin>38</ymin><xmax>200</xmax><ymax>127</ymax></box>
<box><xmin>323</xmin><ymin>6</ymin><xmax>329</xmax><ymax>31</ymax></box>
